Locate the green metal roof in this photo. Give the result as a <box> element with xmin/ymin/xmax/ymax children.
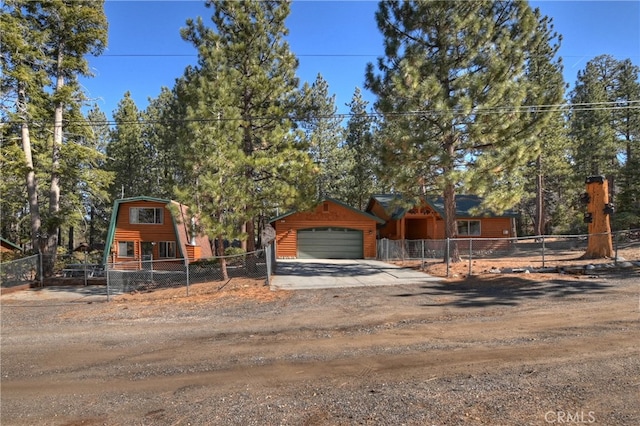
<box><xmin>426</xmin><ymin>195</ymin><xmax>518</xmax><ymax>218</ymax></box>
<box><xmin>368</xmin><ymin>194</ymin><xmax>518</xmax><ymax>220</ymax></box>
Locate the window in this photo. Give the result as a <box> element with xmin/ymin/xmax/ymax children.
<box><xmin>457</xmin><ymin>220</ymin><xmax>481</xmax><ymax>236</ymax></box>
<box><xmin>130</xmin><ymin>207</ymin><xmax>163</xmax><ymax>224</ymax></box>
<box><xmin>118</xmin><ymin>241</ymin><xmax>135</xmax><ymax>257</ymax></box>
<box><xmin>158</xmin><ymin>241</ymin><xmax>176</xmax><ymax>258</ymax></box>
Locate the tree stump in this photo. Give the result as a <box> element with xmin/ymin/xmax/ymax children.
<box><xmin>584</xmin><ymin>176</ymin><xmax>613</xmax><ymax>258</ymax></box>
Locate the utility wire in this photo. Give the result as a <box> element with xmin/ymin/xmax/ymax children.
<box><xmin>2</xmin><ymin>100</ymin><xmax>639</xmax><ymax>127</ymax></box>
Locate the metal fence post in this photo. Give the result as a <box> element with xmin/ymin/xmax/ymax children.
<box><xmin>541</xmin><ymin>235</ymin><xmax>546</xmax><ymax>268</ymax></box>
<box><xmin>446</xmin><ymin>238</ymin><xmax>450</xmax><ymax>277</ymax></box>
<box><xmin>106</xmin><ymin>261</ymin><xmax>110</xmax><ymax>302</ymax></box>
<box><xmin>38</xmin><ymin>249</ymin><xmax>43</xmax><ymax>287</ymax></box>
<box><xmin>185</xmin><ymin>257</ymin><xmax>190</xmax><ymax>297</ymax></box>
<box><xmin>614</xmin><ymin>231</ymin><xmax>619</xmax><ymax>265</ymax></box>
<box><xmin>468</xmin><ymin>238</ymin><xmax>473</xmax><ymax>276</ymax></box>
<box><xmin>265</xmin><ymin>243</ymin><xmax>272</xmax><ymax>286</ymax></box>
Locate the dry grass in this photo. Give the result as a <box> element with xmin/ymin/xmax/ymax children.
<box><xmin>112</xmin><ymin>277</ymin><xmax>289</xmax><ymax>305</ymax></box>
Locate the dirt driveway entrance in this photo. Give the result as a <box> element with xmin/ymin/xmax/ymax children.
<box><xmin>271</xmin><ymin>258</ymin><xmax>441</xmax><ymax>290</ymax></box>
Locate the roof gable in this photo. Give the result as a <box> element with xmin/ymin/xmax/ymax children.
<box><xmin>367</xmin><ymin>194</ymin><xmax>517</xmax><ymax>220</ymax></box>
<box><xmin>102</xmin><ymin>196</ymin><xmax>213</xmax><ymax>264</ymax></box>
<box><xmin>270</xmin><ymin>198</ymin><xmax>385</xmax><ymax>224</ymax></box>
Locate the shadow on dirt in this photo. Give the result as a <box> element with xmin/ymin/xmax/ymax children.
<box><xmin>393</xmin><ymin>274</ymin><xmax>614</xmax><ymax>308</ymax></box>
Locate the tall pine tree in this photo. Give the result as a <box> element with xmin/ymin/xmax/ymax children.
<box><xmin>1</xmin><ymin>0</ymin><xmax>107</xmax><ymax>274</ymax></box>
<box><xmin>366</xmin><ymin>0</ymin><xmax>563</xmax><ymax>261</ymax></box>
<box><xmin>107</xmin><ymin>92</ymin><xmax>150</xmax><ymax>199</ymax></box>
<box><xmin>344</xmin><ymin>87</ymin><xmax>379</xmax><ymax>210</ymax></box>
<box><xmin>299</xmin><ymin>74</ymin><xmax>351</xmax><ymax>201</ymax></box>
<box><xmin>180</xmin><ymin>0</ymin><xmax>314</xmax><ymax>252</ymax></box>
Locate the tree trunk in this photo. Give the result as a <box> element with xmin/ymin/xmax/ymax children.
<box><xmin>443</xmin><ymin>181</ymin><xmax>460</xmax><ymax>263</ymax></box>
<box><xmin>442</xmin><ymin>133</ymin><xmax>460</xmax><ymax>263</ymax></box>
<box><xmin>17</xmin><ymin>82</ymin><xmax>42</xmax><ymax>253</ymax></box>
<box><xmin>21</xmin><ymin>122</ymin><xmax>42</xmax><ymax>253</ymax></box>
<box><xmin>217</xmin><ymin>236</ymin><xmax>228</xmax><ymax>281</ymax></box>
<box><xmin>584</xmin><ymin>176</ymin><xmax>613</xmax><ymax>258</ymax></box>
<box><xmin>534</xmin><ymin>155</ymin><xmax>545</xmax><ymax>236</ymax></box>
<box><xmin>43</xmin><ymin>49</ymin><xmax>66</xmax><ymax>276</ymax></box>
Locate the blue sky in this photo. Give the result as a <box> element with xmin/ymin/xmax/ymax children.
<box><xmin>81</xmin><ymin>1</ymin><xmax>640</xmax><ymax>119</ymax></box>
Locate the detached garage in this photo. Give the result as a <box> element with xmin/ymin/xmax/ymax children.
<box><xmin>270</xmin><ymin>198</ymin><xmax>384</xmax><ymax>259</ymax></box>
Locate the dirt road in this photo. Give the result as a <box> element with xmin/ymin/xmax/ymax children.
<box><xmin>1</xmin><ymin>271</ymin><xmax>639</xmax><ymax>425</ymax></box>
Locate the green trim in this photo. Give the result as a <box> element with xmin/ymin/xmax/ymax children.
<box><xmin>270</xmin><ymin>197</ymin><xmax>385</xmax><ymax>224</ymax></box>
<box><xmin>0</xmin><ymin>237</ymin><xmax>22</xmax><ymax>252</ymax></box>
<box><xmin>102</xmin><ymin>196</ymin><xmax>174</xmax><ymax>265</ymax></box>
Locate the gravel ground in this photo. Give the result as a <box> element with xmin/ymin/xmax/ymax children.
<box><xmin>1</xmin><ymin>268</ymin><xmax>639</xmax><ymax>425</ymax></box>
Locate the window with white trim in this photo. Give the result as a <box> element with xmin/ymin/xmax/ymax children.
<box><xmin>457</xmin><ymin>220</ymin><xmax>481</xmax><ymax>236</ymax></box>
<box><xmin>158</xmin><ymin>241</ymin><xmax>176</xmax><ymax>258</ymax></box>
<box><xmin>130</xmin><ymin>207</ymin><xmax>163</xmax><ymax>224</ymax></box>
<box><xmin>118</xmin><ymin>241</ymin><xmax>135</xmax><ymax>257</ymax></box>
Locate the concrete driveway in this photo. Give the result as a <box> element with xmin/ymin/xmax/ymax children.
<box><xmin>270</xmin><ymin>259</ymin><xmax>441</xmax><ymax>290</ymax></box>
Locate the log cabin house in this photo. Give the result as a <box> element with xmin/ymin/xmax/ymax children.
<box><xmin>102</xmin><ymin>196</ymin><xmax>212</xmax><ymax>269</ymax></box>
<box><xmin>366</xmin><ymin>194</ymin><xmax>517</xmax><ymax>242</ymax></box>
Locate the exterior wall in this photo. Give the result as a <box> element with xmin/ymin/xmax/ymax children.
<box><xmin>273</xmin><ymin>201</ymin><xmax>378</xmax><ymax>259</ymax></box>
<box><xmin>109</xmin><ymin>200</ymin><xmax>179</xmax><ymax>265</ymax></box>
<box><xmin>185</xmin><ymin>245</ymin><xmax>201</xmax><ymax>262</ymax></box>
<box><xmin>377</xmin><ymin>215</ymin><xmax>514</xmax><ymax>240</ymax></box>
<box><xmin>369</xmin><ymin>197</ymin><xmax>516</xmax><ymax>243</ymax></box>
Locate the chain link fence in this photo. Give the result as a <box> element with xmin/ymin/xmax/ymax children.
<box><xmin>0</xmin><ymin>254</ymin><xmax>41</xmax><ymax>290</ymax></box>
<box><xmin>377</xmin><ymin>229</ymin><xmax>640</xmax><ymax>276</ymax></box>
<box><xmin>106</xmin><ymin>245</ymin><xmax>274</xmax><ymax>300</ymax></box>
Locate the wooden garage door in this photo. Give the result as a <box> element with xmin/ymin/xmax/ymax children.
<box><xmin>297</xmin><ymin>228</ymin><xmax>363</xmax><ymax>259</ymax></box>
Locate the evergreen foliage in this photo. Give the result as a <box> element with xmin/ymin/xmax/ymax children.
<box><xmin>106</xmin><ymin>92</ymin><xmax>151</xmax><ymax>199</ymax></box>
<box><xmin>365</xmin><ymin>0</ymin><xmax>564</xmax><ymax>260</ymax></box>
<box><xmin>1</xmin><ymin>0</ymin><xmax>107</xmax><ymax>275</ymax></box>
<box><xmin>178</xmin><ymin>0</ymin><xmax>315</xmax><ymax>252</ymax></box>
<box><xmin>299</xmin><ymin>74</ymin><xmax>352</xmax><ymax>201</ymax></box>
<box><xmin>569</xmin><ymin>55</ymin><xmax>640</xmax><ymax>229</ymax></box>
<box><xmin>344</xmin><ymin>87</ymin><xmax>380</xmax><ymax>210</ymax></box>
<box><xmin>1</xmin><ymin>1</ymin><xmax>638</xmax><ymax>270</ymax></box>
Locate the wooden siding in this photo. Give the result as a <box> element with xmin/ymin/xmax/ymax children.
<box><xmin>110</xmin><ymin>200</ymin><xmax>179</xmax><ymax>264</ymax></box>
<box><xmin>273</xmin><ymin>200</ymin><xmax>378</xmax><ymax>259</ymax></box>
<box><xmin>382</xmin><ymin>216</ymin><xmax>514</xmax><ymax>240</ymax></box>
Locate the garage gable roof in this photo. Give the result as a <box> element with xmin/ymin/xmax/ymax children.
<box><xmin>270</xmin><ymin>198</ymin><xmax>385</xmax><ymax>224</ymax></box>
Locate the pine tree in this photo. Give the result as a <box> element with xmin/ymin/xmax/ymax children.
<box><xmin>569</xmin><ymin>55</ymin><xmax>621</xmax><ymax>184</ymax></box>
<box><xmin>82</xmin><ymin>106</ymin><xmax>114</xmax><ymax>247</ymax></box>
<box><xmin>180</xmin><ymin>0</ymin><xmax>314</xmax><ymax>252</ymax></box>
<box><xmin>517</xmin><ymin>9</ymin><xmax>567</xmax><ymax>236</ymax></box>
<box><xmin>344</xmin><ymin>87</ymin><xmax>379</xmax><ymax>210</ymax></box>
<box><xmin>107</xmin><ymin>92</ymin><xmax>150</xmax><ymax>199</ymax></box>
<box><xmin>612</xmin><ymin>59</ymin><xmax>640</xmax><ymax>226</ymax></box>
<box><xmin>1</xmin><ymin>0</ymin><xmax>52</xmax><ymax>252</ymax></box>
<box><xmin>142</xmin><ymin>87</ymin><xmax>182</xmax><ymax>199</ymax></box>
<box><xmin>1</xmin><ymin>0</ymin><xmax>107</xmax><ymax>274</ymax></box>
<box><xmin>299</xmin><ymin>74</ymin><xmax>351</xmax><ymax>201</ymax></box>
<box><xmin>365</xmin><ymin>0</ymin><xmax>563</xmax><ymax>261</ymax></box>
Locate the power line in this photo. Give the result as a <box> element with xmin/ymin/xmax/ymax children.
<box><xmin>2</xmin><ymin>100</ymin><xmax>639</xmax><ymax>127</ymax></box>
